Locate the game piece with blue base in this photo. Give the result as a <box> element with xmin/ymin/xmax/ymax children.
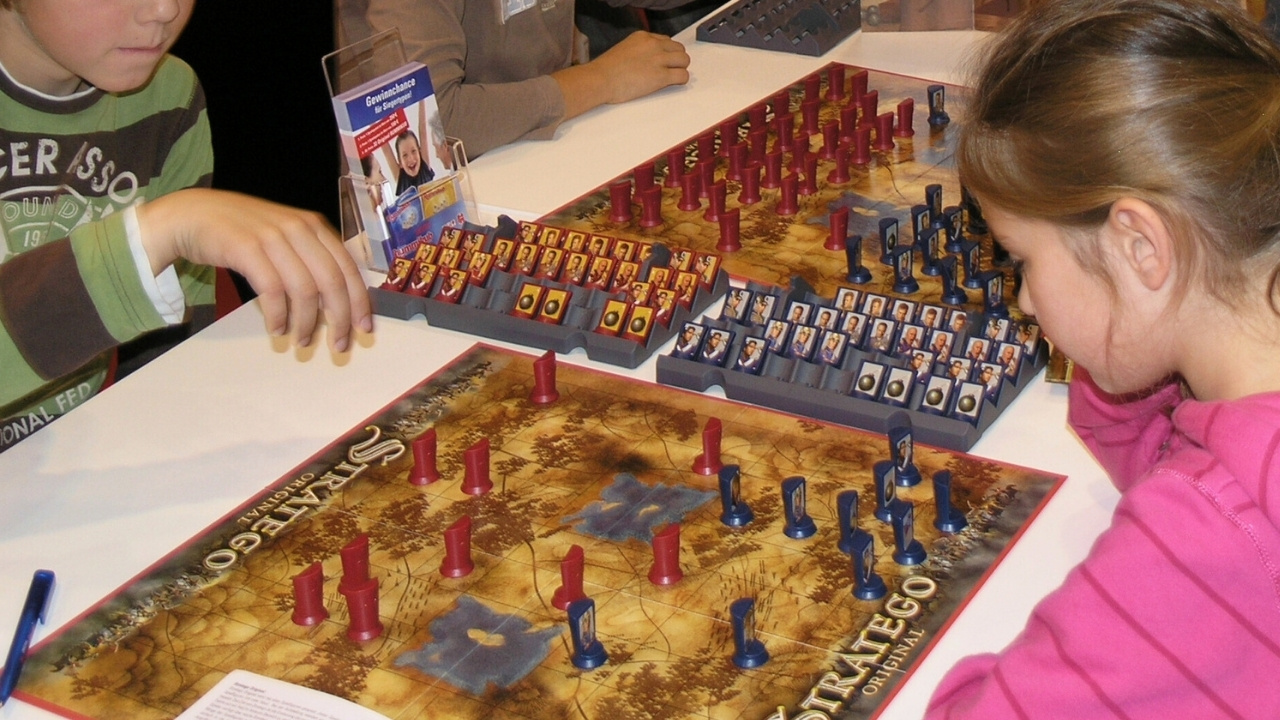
<box><xmin>567</xmin><ymin>599</ymin><xmax>608</xmax><ymax>670</ymax></box>
<box><xmin>933</xmin><ymin>470</ymin><xmax>969</xmax><ymax>533</ymax></box>
<box><xmin>719</xmin><ymin>465</ymin><xmax>755</xmax><ymax>527</ymax></box>
<box><xmin>781</xmin><ymin>476</ymin><xmax>818</xmax><ymax>539</ymax></box>
<box><xmin>730</xmin><ymin>598</ymin><xmax>770</xmax><ymax>668</ymax></box>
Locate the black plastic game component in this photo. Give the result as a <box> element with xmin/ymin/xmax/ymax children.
<box><xmin>697</xmin><ymin>0</ymin><xmax>863</xmax><ymax>57</ymax></box>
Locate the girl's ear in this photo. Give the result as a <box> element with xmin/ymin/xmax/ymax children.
<box><xmin>1106</xmin><ymin>197</ymin><xmax>1176</xmax><ymax>293</ymax></box>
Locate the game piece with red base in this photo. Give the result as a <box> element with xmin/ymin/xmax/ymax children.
<box><xmin>826</xmin><ymin>64</ymin><xmax>845</xmax><ymax>101</ymax></box>
<box><xmin>851</xmin><ymin>532</ymin><xmax>887</xmax><ymax>601</ymax></box>
<box><xmin>665</xmin><ymin>147</ymin><xmax>685</xmax><ymax>188</ymax></box>
<box><xmin>933</xmin><ymin>470</ymin><xmax>968</xmax><ymax>533</ymax></box>
<box><xmin>567</xmin><ymin>598</ymin><xmax>608</xmax><ymax>670</ymax></box>
<box><xmin>440</xmin><ymin>515</ymin><xmax>475</xmax><ymax>577</ymax></box>
<box><xmin>692</xmin><ymin>417</ymin><xmax>724</xmax><ymax>475</ymax></box>
<box><xmin>781</xmin><ymin>476</ymin><xmax>817</xmax><ymax>539</ymax></box>
<box><xmin>718</xmin><ymin>465</ymin><xmax>754</xmax><ymax>527</ymax></box>
<box><xmin>777</xmin><ymin>174</ymin><xmax>799</xmax><ymax>216</ymax></box>
<box><xmin>819</xmin><ymin>122</ymin><xmax>839</xmax><ymax>160</ymax></box>
<box><xmin>608</xmin><ymin>179</ymin><xmax>632</xmax><ymax>224</ymax></box>
<box><xmin>775</xmin><ymin>113</ymin><xmax>796</xmax><ymax>153</ymax></box>
<box><xmin>888</xmin><ymin>415</ymin><xmax>923</xmax><ymax>487</ymax></box>
<box><xmin>648</xmin><ymin>523</ymin><xmax>684</xmax><ymax>585</ymax></box>
<box><xmin>928</xmin><ymin>84</ymin><xmax>950</xmax><ymax>128</ymax></box>
<box><xmin>851</xmin><ymin>126</ymin><xmax>872</xmax><ymax>165</ymax></box>
<box><xmin>341</xmin><ymin>578</ymin><xmax>383</xmax><ymax>642</ymax></box>
<box><xmin>639</xmin><ymin>185</ymin><xmax>664</xmax><ymax>228</ymax></box>
<box><xmin>890</xmin><ymin>500</ymin><xmax>927</xmax><ymax>565</ymax></box>
<box><xmin>874</xmin><ymin>112</ymin><xmax>896</xmax><ymax>152</ymax></box>
<box><xmin>698</xmin><ymin>159</ymin><xmax>715</xmax><ymax>199</ymax></box>
<box><xmin>839</xmin><ymin>104</ymin><xmax>857</xmax><ymax>143</ymax></box>
<box><xmin>381</xmin><ymin>258</ymin><xmax>413</xmax><ymax>292</ymax></box>
<box><xmin>836</xmin><ymin>489</ymin><xmax>858</xmax><ymax>554</ymax></box>
<box><xmin>730</xmin><ymin>598</ymin><xmax>769</xmax><ymax>669</ymax></box>
<box><xmin>748</xmin><ymin>102</ymin><xmax>767</xmax><ymax>131</ymax></box>
<box><xmin>462</xmin><ymin>439</ymin><xmax>494</xmax><ymax>495</ymax></box>
<box><xmin>697</xmin><ymin>130</ymin><xmax>716</xmax><ymax>161</ymax></box>
<box><xmin>704</xmin><ymin>179</ymin><xmax>726</xmax><ymax>223</ymax></box>
<box><xmin>801</xmin><ymin>98</ymin><xmax>821</xmax><ymax>135</ymax></box>
<box><xmin>827</xmin><ymin>143</ymin><xmax>851</xmax><ymax>184</ymax></box>
<box><xmin>511</xmin><ymin>283</ymin><xmax>547</xmax><ymax>320</ymax></box>
<box><xmin>850</xmin><ymin>68</ymin><xmax>868</xmax><ymax>103</ymax></box>
<box><xmin>536</xmin><ymin>288</ymin><xmax>572</xmax><ymax>324</ymax></box>
<box><xmin>859</xmin><ymin>89</ymin><xmax>879</xmax><ymax>129</ymax></box>
<box><xmin>873</xmin><ymin>460</ymin><xmax>897</xmax><ymax>523</ymax></box>
<box><xmin>620</xmin><ymin>305</ymin><xmax>656</xmax><ymax>344</ymax></box>
<box><xmin>826</xmin><ymin>207</ymin><xmax>849</xmax><ymax>252</ymax></box>
<box><xmin>762</xmin><ymin>150</ymin><xmax>783</xmax><ymax>189</ymax></box>
<box><xmin>408</xmin><ymin>428</ymin><xmax>441</xmax><ymax>486</ymax></box>
<box><xmin>338</xmin><ymin>534</ymin><xmax>370</xmax><ymax>593</ymax></box>
<box><xmin>799</xmin><ymin>155</ymin><xmax>819</xmax><ymax>196</ymax></box>
<box><xmin>717</xmin><ymin>208</ymin><xmax>742</xmax><ymax>253</ymax></box>
<box><xmin>291</xmin><ymin>562</ymin><xmax>328</xmax><ymax>626</ymax></box>
<box><xmin>727</xmin><ymin>142</ymin><xmax>747</xmax><ymax>181</ymax></box>
<box><xmin>748</xmin><ymin>128</ymin><xmax>767</xmax><ymax>165</ymax></box>
<box><xmin>634</xmin><ymin>161</ymin><xmax>655</xmax><ymax>193</ymax></box>
<box><xmin>679</xmin><ymin>171</ymin><xmax>702</xmax><ymax>211</ymax></box>
<box><xmin>595</xmin><ymin>298</ymin><xmax>630</xmax><ymax>335</ymax></box>
<box><xmin>895</xmin><ymin>98</ymin><xmax>915</xmax><ymax>138</ymax></box>
<box><xmin>804</xmin><ymin>72</ymin><xmax>820</xmax><ymax>102</ymax></box>
<box><xmin>530</xmin><ymin>350</ymin><xmax>560</xmax><ymax>405</ymax></box>
<box><xmin>739</xmin><ymin>163</ymin><xmax>762</xmax><ymax>205</ymax></box>
<box><xmin>844</xmin><ymin>234</ymin><xmax>872</xmax><ymax>284</ymax></box>
<box><xmin>552</xmin><ymin>544</ymin><xmax>586</xmax><ymax>610</ymax></box>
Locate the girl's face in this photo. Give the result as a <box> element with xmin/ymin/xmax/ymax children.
<box><xmin>983</xmin><ymin>203</ymin><xmax>1171</xmax><ymax>395</ymax></box>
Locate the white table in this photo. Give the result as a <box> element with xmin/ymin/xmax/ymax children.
<box><xmin>0</xmin><ymin>25</ymin><xmax>1113</xmax><ymax>720</ymax></box>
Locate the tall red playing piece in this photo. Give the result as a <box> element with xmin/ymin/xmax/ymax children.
<box><xmin>664</xmin><ymin>147</ymin><xmax>684</xmax><ymax>188</ymax></box>
<box><xmin>530</xmin><ymin>350</ymin><xmax>560</xmax><ymax>405</ymax></box>
<box><xmin>738</xmin><ymin>163</ymin><xmax>762</xmax><ymax>206</ymax></box>
<box><xmin>291</xmin><ymin>562</ymin><xmax>328</xmax><ymax>626</ymax></box>
<box><xmin>608</xmin><ymin>179</ymin><xmax>632</xmax><ymax>224</ymax></box>
<box><xmin>551</xmin><ymin>544</ymin><xmax>586</xmax><ymax>610</ymax></box>
<box><xmin>648</xmin><ymin>523</ymin><xmax>684</xmax><ymax>586</ymax></box>
<box><xmin>777</xmin><ymin>174</ymin><xmax>799</xmax><ymax>217</ymax></box>
<box><xmin>338</xmin><ymin>534</ymin><xmax>370</xmax><ymax>593</ymax></box>
<box><xmin>704</xmin><ymin>179</ymin><xmax>726</xmax><ymax>223</ymax></box>
<box><xmin>874</xmin><ymin>112</ymin><xmax>896</xmax><ymax>152</ymax></box>
<box><xmin>440</xmin><ymin>515</ymin><xmax>475</xmax><ymax>578</ymax></box>
<box><xmin>692</xmin><ymin>417</ymin><xmax>724</xmax><ymax>475</ymax></box>
<box><xmin>639</xmin><ymin>185</ymin><xmax>664</xmax><ymax>228</ymax></box>
<box><xmin>827</xmin><ymin>207</ymin><xmax>850</xmax><ymax>252</ymax></box>
<box><xmin>462</xmin><ymin>438</ymin><xmax>494</xmax><ymax>495</ymax></box>
<box><xmin>408</xmin><ymin>428</ymin><xmax>440</xmax><ymax>485</ymax></box>
<box><xmin>895</xmin><ymin>98</ymin><xmax>916</xmax><ymax>138</ymax></box>
<box><xmin>341</xmin><ymin>578</ymin><xmax>384</xmax><ymax>642</ymax></box>
<box><xmin>717</xmin><ymin>208</ymin><xmax>742</xmax><ymax>253</ymax></box>
<box><xmin>633</xmin><ymin>161</ymin><xmax>656</xmax><ymax>192</ymax></box>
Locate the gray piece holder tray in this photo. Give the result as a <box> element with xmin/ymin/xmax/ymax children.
<box><xmin>370</xmin><ymin>242</ymin><xmax>731</xmax><ymax>370</ymax></box>
<box><xmin>655</xmin><ymin>278</ymin><xmax>1048</xmax><ymax>451</ymax></box>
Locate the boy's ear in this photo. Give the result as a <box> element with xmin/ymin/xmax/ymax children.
<box><xmin>1106</xmin><ymin>197</ymin><xmax>1175</xmax><ymax>292</ymax></box>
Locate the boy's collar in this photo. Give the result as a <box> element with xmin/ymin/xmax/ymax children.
<box><xmin>0</xmin><ymin>55</ymin><xmax>100</xmax><ymax>113</ymax></box>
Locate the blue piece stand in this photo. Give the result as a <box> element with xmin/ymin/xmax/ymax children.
<box><xmin>729</xmin><ymin>598</ymin><xmax>770</xmax><ymax>669</ymax></box>
<box><xmin>719</xmin><ymin>465</ymin><xmax>755</xmax><ymax>527</ymax></box>
<box><xmin>567</xmin><ymin>598</ymin><xmax>608</xmax><ymax>670</ymax></box>
<box><xmin>781</xmin><ymin>476</ymin><xmax>817</xmax><ymax>539</ymax></box>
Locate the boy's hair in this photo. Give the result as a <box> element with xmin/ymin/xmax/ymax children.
<box><xmin>959</xmin><ymin>0</ymin><xmax>1280</xmax><ymax>308</ymax></box>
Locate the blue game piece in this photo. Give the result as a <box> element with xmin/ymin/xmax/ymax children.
<box><xmin>927</xmin><ymin>85</ymin><xmax>950</xmax><ymax>128</ymax></box>
<box><xmin>844</xmin><ymin>234</ymin><xmax>872</xmax><ymax>284</ymax></box>
<box><xmin>961</xmin><ymin>241</ymin><xmax>984</xmax><ymax>290</ymax></box>
<box><xmin>781</xmin><ymin>476</ymin><xmax>817</xmax><ymax>539</ymax></box>
<box><xmin>944</xmin><ymin>206</ymin><xmax>965</xmax><ymax>252</ymax></box>
<box><xmin>567</xmin><ymin>598</ymin><xmax>608</xmax><ymax>670</ymax></box>
<box><xmin>887</xmin><ymin>420</ymin><xmax>922</xmax><ymax>488</ymax></box>
<box><xmin>850</xmin><ymin>531</ymin><xmax>887</xmax><ymax>601</ymax></box>
<box><xmin>873</xmin><ymin>460</ymin><xmax>896</xmax><ymax>523</ymax></box>
<box><xmin>891</xmin><ymin>247</ymin><xmax>919</xmax><ymax>295</ymax></box>
<box><xmin>925</xmin><ymin>184</ymin><xmax>944</xmax><ymax>219</ymax></box>
<box><xmin>910</xmin><ymin>204</ymin><xmax>931</xmax><ymax>244</ymax></box>
<box><xmin>836</xmin><ymin>490</ymin><xmax>858</xmax><ymax>554</ymax></box>
<box><xmin>719</xmin><ymin>465</ymin><xmax>755</xmax><ymax>527</ymax></box>
<box><xmin>979</xmin><ymin>270</ymin><xmax>1010</xmax><ymax>318</ymax></box>
<box><xmin>729</xmin><ymin>598</ymin><xmax>770</xmax><ymax>668</ymax></box>
<box><xmin>878</xmin><ymin>217</ymin><xmax>899</xmax><ymax>266</ymax></box>
<box><xmin>933</xmin><ymin>470</ymin><xmax>968</xmax><ymax>533</ymax></box>
<box><xmin>938</xmin><ymin>256</ymin><xmax>968</xmax><ymax>306</ymax></box>
<box><xmin>919</xmin><ymin>227</ymin><xmax>942</xmax><ymax>278</ymax></box>
<box><xmin>890</xmin><ymin>500</ymin><xmax>927</xmax><ymax>565</ymax></box>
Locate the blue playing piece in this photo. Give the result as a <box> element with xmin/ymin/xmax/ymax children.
<box><xmin>925</xmin><ymin>183</ymin><xmax>944</xmax><ymax>218</ymax></box>
<box><xmin>938</xmin><ymin>256</ymin><xmax>968</xmax><ymax>306</ymax></box>
<box><xmin>729</xmin><ymin>598</ymin><xmax>770</xmax><ymax>669</ymax></box>
<box><xmin>844</xmin><ymin>234</ymin><xmax>872</xmax><ymax>284</ymax></box>
<box><xmin>962</xmin><ymin>241</ymin><xmax>984</xmax><ymax>290</ymax></box>
<box><xmin>567</xmin><ymin>598</ymin><xmax>608</xmax><ymax>670</ymax></box>
<box><xmin>890</xmin><ymin>500</ymin><xmax>927</xmax><ymax>565</ymax></box>
<box><xmin>919</xmin><ymin>227</ymin><xmax>942</xmax><ymax>278</ymax></box>
<box><xmin>933</xmin><ymin>470</ymin><xmax>968</xmax><ymax>533</ymax></box>
<box><xmin>781</xmin><ymin>476</ymin><xmax>817</xmax><ymax>539</ymax></box>
<box><xmin>718</xmin><ymin>465</ymin><xmax>755</xmax><ymax>527</ymax></box>
<box><xmin>850</xmin><ymin>532</ymin><xmax>887</xmax><ymax>601</ymax></box>
<box><xmin>979</xmin><ymin>269</ymin><xmax>1010</xmax><ymax>319</ymax></box>
<box><xmin>927</xmin><ymin>84</ymin><xmax>951</xmax><ymax>128</ymax></box>
<box><xmin>888</xmin><ymin>422</ymin><xmax>922</xmax><ymax>487</ymax></box>
<box><xmin>836</xmin><ymin>490</ymin><xmax>858</xmax><ymax>554</ymax></box>
<box><xmin>891</xmin><ymin>247</ymin><xmax>919</xmax><ymax>295</ymax></box>
<box><xmin>873</xmin><ymin>460</ymin><xmax>896</xmax><ymax>523</ymax></box>
<box><xmin>878</xmin><ymin>217</ymin><xmax>899</xmax><ymax>266</ymax></box>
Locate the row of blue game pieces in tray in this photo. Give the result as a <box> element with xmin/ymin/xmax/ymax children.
<box><xmin>657</xmin><ymin>278</ymin><xmax>1046</xmax><ymax>451</ymax></box>
<box><xmin>372</xmin><ymin>218</ymin><xmax>730</xmax><ymax>369</ymax></box>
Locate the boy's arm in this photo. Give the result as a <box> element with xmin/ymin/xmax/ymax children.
<box><xmin>1067</xmin><ymin>369</ymin><xmax>1183</xmax><ymax>491</ymax></box>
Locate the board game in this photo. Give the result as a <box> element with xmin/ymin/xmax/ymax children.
<box><xmin>17</xmin><ymin>346</ymin><xmax>1061</xmax><ymax>720</ymax></box>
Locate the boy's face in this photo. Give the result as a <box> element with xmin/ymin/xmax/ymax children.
<box><xmin>397</xmin><ymin>136</ymin><xmax>422</xmax><ymax>175</ymax></box>
<box><xmin>0</xmin><ymin>0</ymin><xmax>193</xmax><ymax>96</ymax></box>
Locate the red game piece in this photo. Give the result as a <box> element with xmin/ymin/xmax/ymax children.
<box><xmin>826</xmin><ymin>64</ymin><xmax>846</xmax><ymax>101</ymax></box>
<box><xmin>777</xmin><ymin>174</ymin><xmax>799</xmax><ymax>216</ymax></box>
<box><xmin>698</xmin><ymin>159</ymin><xmax>715</xmax><ymax>199</ymax></box>
<box><xmin>341</xmin><ymin>578</ymin><xmax>383</xmax><ymax>642</ymax></box>
<box><xmin>762</xmin><ymin>150</ymin><xmax>783</xmax><ymax>189</ymax></box>
<box><xmin>895</xmin><ymin>98</ymin><xmax>916</xmax><ymax>138</ymax></box>
<box><xmin>679</xmin><ymin>171</ymin><xmax>701</xmax><ymax>211</ymax></box>
<box><xmin>608</xmin><ymin>179</ymin><xmax>632</xmax><ymax>224</ymax></box>
<box><xmin>747</xmin><ymin>128</ymin><xmax>768</xmax><ymax>166</ymax></box>
<box><xmin>772</xmin><ymin>89</ymin><xmax>791</xmax><ymax>117</ymax></box>
<box><xmin>859</xmin><ymin>90</ymin><xmax>880</xmax><ymax>129</ymax></box>
<box><xmin>719</xmin><ymin>119</ymin><xmax>738</xmax><ymax>156</ymax></box>
<box><xmin>852</xmin><ymin>126</ymin><xmax>872</xmax><ymax>165</ymax></box>
<box><xmin>693</xmin><ymin>417</ymin><xmax>724</xmax><ymax>475</ymax></box>
<box><xmin>440</xmin><ymin>515</ymin><xmax>475</xmax><ymax>578</ymax></box>
<box><xmin>552</xmin><ymin>544</ymin><xmax>587</xmax><ymax>611</ymax></box>
<box><xmin>665</xmin><ymin>147</ymin><xmax>685</xmax><ymax>188</ymax></box>
<box><xmin>718</xmin><ymin>208</ymin><xmax>742</xmax><ymax>253</ymax></box>
<box><xmin>799</xmin><ymin>155</ymin><xmax>819</xmax><ymax>196</ymax></box>
<box><xmin>727</xmin><ymin>142</ymin><xmax>746</xmax><ymax>181</ymax></box>
<box><xmin>738</xmin><ymin>163</ymin><xmax>762</xmax><ymax>205</ymax></box>
<box><xmin>748</xmin><ymin>102</ymin><xmax>767</xmax><ymax>131</ymax></box>
<box><xmin>697</xmin><ymin>130</ymin><xmax>716</xmax><ymax>162</ymax></box>
<box><xmin>704</xmin><ymin>179</ymin><xmax>726</xmax><ymax>223</ymax></box>
<box><xmin>840</xmin><ymin>104</ymin><xmax>858</xmax><ymax>142</ymax></box>
<box><xmin>291</xmin><ymin>562</ymin><xmax>328</xmax><ymax>626</ymax></box>
<box><xmin>634</xmin><ymin>161</ymin><xmax>655</xmax><ymax>192</ymax></box>
<box><xmin>851</xmin><ymin>69</ymin><xmax>868</xmax><ymax>103</ymax></box>
<box><xmin>408</xmin><ymin>428</ymin><xmax>441</xmax><ymax>486</ymax></box>
<box><xmin>776</xmin><ymin>113</ymin><xmax>796</xmax><ymax>152</ymax></box>
<box><xmin>874</xmin><ymin>112</ymin><xmax>896</xmax><ymax>151</ymax></box>
<box><xmin>462</xmin><ymin>438</ymin><xmax>494</xmax><ymax>495</ymax></box>
<box><xmin>827</xmin><ymin>207</ymin><xmax>850</xmax><ymax>252</ymax></box>
<box><xmin>827</xmin><ymin>143</ymin><xmax>851</xmax><ymax>184</ymax></box>
<box><xmin>648</xmin><ymin>523</ymin><xmax>684</xmax><ymax>586</ymax></box>
<box><xmin>338</xmin><ymin>534</ymin><xmax>370</xmax><ymax>593</ymax></box>
<box><xmin>530</xmin><ymin>350</ymin><xmax>560</xmax><ymax>405</ymax></box>
<box><xmin>639</xmin><ymin>185</ymin><xmax>664</xmax><ymax>228</ymax></box>
<box><xmin>801</xmin><ymin>98</ymin><xmax>821</xmax><ymax>135</ymax></box>
<box><xmin>803</xmin><ymin>73</ymin><xmax>821</xmax><ymax>102</ymax></box>
<box><xmin>820</xmin><ymin>121</ymin><xmax>840</xmax><ymax>160</ymax></box>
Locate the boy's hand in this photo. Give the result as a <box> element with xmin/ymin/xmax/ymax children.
<box><xmin>136</xmin><ymin>189</ymin><xmax>373</xmax><ymax>352</ymax></box>
<box><xmin>554</xmin><ymin>31</ymin><xmax>691</xmax><ymax>120</ymax></box>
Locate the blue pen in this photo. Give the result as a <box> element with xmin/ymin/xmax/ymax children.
<box><xmin>0</xmin><ymin>569</ymin><xmax>55</xmax><ymax>707</ymax></box>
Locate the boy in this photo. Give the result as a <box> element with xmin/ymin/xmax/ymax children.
<box><xmin>0</xmin><ymin>0</ymin><xmax>372</xmax><ymax>452</ymax></box>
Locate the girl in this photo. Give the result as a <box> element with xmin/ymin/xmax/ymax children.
<box><xmin>928</xmin><ymin>0</ymin><xmax>1280</xmax><ymax>717</ymax></box>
